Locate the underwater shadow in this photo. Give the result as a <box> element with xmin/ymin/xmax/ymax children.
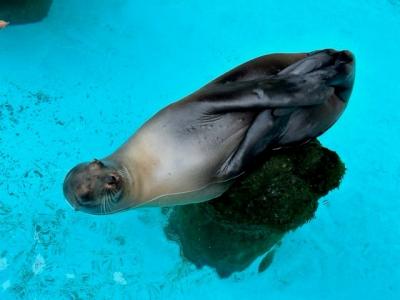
<box><xmin>164</xmin><ymin>140</ymin><xmax>345</xmax><ymax>278</ymax></box>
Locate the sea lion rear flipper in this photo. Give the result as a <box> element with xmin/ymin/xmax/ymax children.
<box><xmin>212</xmin><ymin>51</ymin><xmax>352</xmax><ymax>179</ymax></box>
<box><xmin>203</xmin><ymin>72</ymin><xmax>334</xmax><ymax>114</ymax></box>
<box><xmin>201</xmin><ymin>49</ymin><xmax>354</xmax><ymax>114</ymax></box>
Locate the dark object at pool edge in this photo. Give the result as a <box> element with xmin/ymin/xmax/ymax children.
<box><xmin>0</xmin><ymin>0</ymin><xmax>52</xmax><ymax>25</ymax></box>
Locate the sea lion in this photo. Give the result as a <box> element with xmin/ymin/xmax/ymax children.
<box><xmin>63</xmin><ymin>49</ymin><xmax>355</xmax><ymax>215</ymax></box>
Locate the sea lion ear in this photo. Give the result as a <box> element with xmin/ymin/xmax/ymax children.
<box><xmin>91</xmin><ymin>159</ymin><xmax>104</xmax><ymax>167</ymax></box>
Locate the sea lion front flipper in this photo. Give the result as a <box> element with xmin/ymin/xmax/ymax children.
<box><xmin>217</xmin><ymin>109</ymin><xmax>277</xmax><ymax>178</ymax></box>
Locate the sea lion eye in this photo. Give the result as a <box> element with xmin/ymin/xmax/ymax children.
<box><xmin>107</xmin><ymin>175</ymin><xmax>117</xmax><ymax>184</ymax></box>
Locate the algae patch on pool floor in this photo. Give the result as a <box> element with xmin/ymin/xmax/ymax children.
<box><xmin>164</xmin><ymin>139</ymin><xmax>345</xmax><ymax>278</ymax></box>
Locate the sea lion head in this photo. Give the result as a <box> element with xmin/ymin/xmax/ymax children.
<box><xmin>63</xmin><ymin>159</ymin><xmax>133</xmax><ymax>215</ymax></box>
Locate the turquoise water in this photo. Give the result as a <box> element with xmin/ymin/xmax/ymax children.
<box><xmin>1</xmin><ymin>0</ymin><xmax>399</xmax><ymax>299</ymax></box>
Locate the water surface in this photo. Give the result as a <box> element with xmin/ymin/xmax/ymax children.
<box><xmin>0</xmin><ymin>0</ymin><xmax>399</xmax><ymax>299</ymax></box>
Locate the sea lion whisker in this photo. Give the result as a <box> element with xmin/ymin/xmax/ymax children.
<box><xmin>117</xmin><ymin>169</ymin><xmax>126</xmax><ymax>177</ymax></box>
<box><xmin>103</xmin><ymin>200</ymin><xmax>107</xmax><ymax>215</ymax></box>
<box><xmin>105</xmin><ymin>190</ymin><xmax>115</xmax><ymax>213</ymax></box>
<box><xmin>100</xmin><ymin>198</ymin><xmax>105</xmax><ymax>215</ymax></box>
<box><xmin>109</xmin><ymin>190</ymin><xmax>116</xmax><ymax>199</ymax></box>
<box><xmin>104</xmin><ymin>190</ymin><xmax>111</xmax><ymax>202</ymax></box>
<box><xmin>106</xmin><ymin>194</ymin><xmax>113</xmax><ymax>213</ymax></box>
<box><xmin>104</xmin><ymin>196</ymin><xmax>112</xmax><ymax>214</ymax></box>
<box><xmin>101</xmin><ymin>191</ymin><xmax>112</xmax><ymax>214</ymax></box>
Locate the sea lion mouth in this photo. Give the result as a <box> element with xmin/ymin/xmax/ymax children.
<box><xmin>74</xmin><ymin>184</ymin><xmax>124</xmax><ymax>215</ymax></box>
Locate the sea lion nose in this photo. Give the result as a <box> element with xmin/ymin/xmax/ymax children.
<box><xmin>76</xmin><ymin>191</ymin><xmax>99</xmax><ymax>207</ymax></box>
<box><xmin>74</xmin><ymin>181</ymin><xmax>99</xmax><ymax>206</ymax></box>
<box><xmin>79</xmin><ymin>192</ymin><xmax>93</xmax><ymax>203</ymax></box>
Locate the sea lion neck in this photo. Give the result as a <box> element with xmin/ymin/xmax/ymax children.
<box><xmin>105</xmin><ymin>151</ymin><xmax>145</xmax><ymax>204</ymax></box>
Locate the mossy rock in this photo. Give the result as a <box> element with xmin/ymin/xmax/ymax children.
<box><xmin>208</xmin><ymin>139</ymin><xmax>345</xmax><ymax>231</ymax></box>
<box><xmin>0</xmin><ymin>0</ymin><xmax>52</xmax><ymax>25</ymax></box>
<box><xmin>164</xmin><ymin>139</ymin><xmax>345</xmax><ymax>277</ymax></box>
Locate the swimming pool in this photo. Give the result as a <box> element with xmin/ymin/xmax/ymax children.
<box><xmin>1</xmin><ymin>0</ymin><xmax>399</xmax><ymax>299</ymax></box>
